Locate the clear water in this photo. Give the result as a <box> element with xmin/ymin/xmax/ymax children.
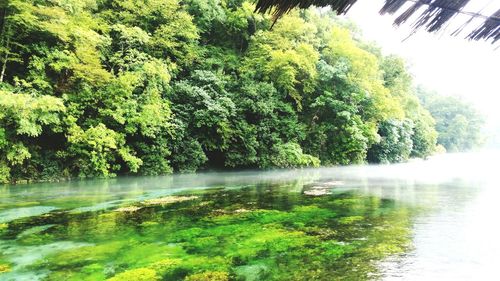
<box><xmin>0</xmin><ymin>152</ymin><xmax>498</xmax><ymax>280</ymax></box>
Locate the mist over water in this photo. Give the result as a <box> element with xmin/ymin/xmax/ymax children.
<box><xmin>379</xmin><ymin>151</ymin><xmax>500</xmax><ymax>281</ymax></box>
<box><xmin>0</xmin><ymin>151</ymin><xmax>498</xmax><ymax>280</ymax></box>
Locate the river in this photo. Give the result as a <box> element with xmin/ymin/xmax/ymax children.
<box><xmin>0</xmin><ymin>152</ymin><xmax>498</xmax><ymax>280</ymax></box>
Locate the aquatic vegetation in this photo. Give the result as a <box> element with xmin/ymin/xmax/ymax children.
<box><xmin>303</xmin><ymin>189</ymin><xmax>332</xmax><ymax>196</ymax></box>
<box><xmin>106</xmin><ymin>268</ymin><xmax>159</xmax><ymax>281</ymax></box>
<box><xmin>114</xmin><ymin>206</ymin><xmax>142</xmax><ymax>212</ymax></box>
<box><xmin>17</xmin><ymin>225</ymin><xmax>56</xmax><ymax>238</ymax></box>
<box><xmin>0</xmin><ymin>264</ymin><xmax>10</xmax><ymax>273</ymax></box>
<box><xmin>149</xmin><ymin>258</ymin><xmax>182</xmax><ymax>276</ymax></box>
<box><xmin>0</xmin><ymin>182</ymin><xmax>418</xmax><ymax>280</ymax></box>
<box><xmin>338</xmin><ymin>215</ymin><xmax>364</xmax><ymax>224</ymax></box>
<box><xmin>0</xmin><ymin>201</ymin><xmax>40</xmax><ymax>210</ymax></box>
<box><xmin>184</xmin><ymin>271</ymin><xmax>229</xmax><ymax>281</ymax></box>
<box><xmin>142</xmin><ymin>196</ymin><xmax>199</xmax><ymax>206</ymax></box>
<box><xmin>0</xmin><ymin>206</ymin><xmax>59</xmax><ymax>223</ymax></box>
<box><xmin>41</xmin><ymin>195</ymin><xmax>119</xmax><ymax>210</ymax></box>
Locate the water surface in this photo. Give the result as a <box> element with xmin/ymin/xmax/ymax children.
<box><xmin>0</xmin><ymin>152</ymin><xmax>498</xmax><ymax>280</ymax></box>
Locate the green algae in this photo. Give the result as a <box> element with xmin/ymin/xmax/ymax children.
<box><xmin>0</xmin><ymin>201</ymin><xmax>40</xmax><ymax>210</ymax></box>
<box><xmin>106</xmin><ymin>268</ymin><xmax>159</xmax><ymax>281</ymax></box>
<box><xmin>0</xmin><ymin>264</ymin><xmax>10</xmax><ymax>273</ymax></box>
<box><xmin>0</xmin><ymin>182</ymin><xmax>419</xmax><ymax>280</ymax></box>
<box><xmin>41</xmin><ymin>195</ymin><xmax>113</xmax><ymax>210</ymax></box>
<box><xmin>142</xmin><ymin>196</ymin><xmax>199</xmax><ymax>206</ymax></box>
<box><xmin>185</xmin><ymin>271</ymin><xmax>230</xmax><ymax>281</ymax></box>
<box><xmin>0</xmin><ymin>206</ymin><xmax>59</xmax><ymax>223</ymax></box>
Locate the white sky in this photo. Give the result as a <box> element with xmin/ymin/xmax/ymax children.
<box><xmin>344</xmin><ymin>0</ymin><xmax>500</xmax><ymax>124</ymax></box>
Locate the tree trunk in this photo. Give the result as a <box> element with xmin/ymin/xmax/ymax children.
<box><xmin>0</xmin><ymin>9</ymin><xmax>10</xmax><ymax>83</ymax></box>
<box><xmin>0</xmin><ymin>52</ymin><xmax>7</xmax><ymax>83</ymax></box>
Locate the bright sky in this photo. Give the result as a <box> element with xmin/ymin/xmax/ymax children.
<box><xmin>345</xmin><ymin>0</ymin><xmax>500</xmax><ymax>125</ymax></box>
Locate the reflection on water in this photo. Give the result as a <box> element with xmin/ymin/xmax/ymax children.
<box><xmin>379</xmin><ymin>153</ymin><xmax>500</xmax><ymax>281</ymax></box>
<box><xmin>0</xmin><ymin>151</ymin><xmax>498</xmax><ymax>280</ymax></box>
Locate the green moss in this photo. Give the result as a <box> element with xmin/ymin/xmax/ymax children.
<box><xmin>41</xmin><ymin>242</ymin><xmax>124</xmax><ymax>269</ymax></box>
<box><xmin>42</xmin><ymin>196</ymin><xmax>107</xmax><ymax>209</ymax></box>
<box><xmin>0</xmin><ymin>201</ymin><xmax>40</xmax><ymax>209</ymax></box>
<box><xmin>17</xmin><ymin>232</ymin><xmax>57</xmax><ymax>246</ymax></box>
<box><xmin>44</xmin><ymin>265</ymin><xmax>106</xmax><ymax>281</ymax></box>
<box><xmin>234</xmin><ymin>263</ymin><xmax>269</xmax><ymax>281</ymax></box>
<box><xmin>107</xmin><ymin>268</ymin><xmax>159</xmax><ymax>281</ymax></box>
<box><xmin>0</xmin><ymin>264</ymin><xmax>10</xmax><ymax>273</ymax></box>
<box><xmin>149</xmin><ymin>258</ymin><xmax>182</xmax><ymax>276</ymax></box>
<box><xmin>338</xmin><ymin>215</ymin><xmax>364</xmax><ymax>225</ymax></box>
<box><xmin>184</xmin><ymin>271</ymin><xmax>229</xmax><ymax>281</ymax></box>
<box><xmin>2</xmin><ymin>186</ymin><xmax>417</xmax><ymax>280</ymax></box>
<box><xmin>142</xmin><ymin>196</ymin><xmax>199</xmax><ymax>206</ymax></box>
<box><xmin>117</xmin><ymin>242</ymin><xmax>178</xmax><ymax>268</ymax></box>
<box><xmin>182</xmin><ymin>256</ymin><xmax>230</xmax><ymax>273</ymax></box>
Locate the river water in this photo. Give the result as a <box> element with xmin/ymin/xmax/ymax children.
<box><xmin>0</xmin><ymin>152</ymin><xmax>498</xmax><ymax>280</ymax></box>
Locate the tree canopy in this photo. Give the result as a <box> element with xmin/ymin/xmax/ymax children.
<box><xmin>415</xmin><ymin>87</ymin><xmax>484</xmax><ymax>152</ymax></box>
<box><xmin>1</xmin><ymin>0</ymin><xmax>478</xmax><ymax>183</ymax></box>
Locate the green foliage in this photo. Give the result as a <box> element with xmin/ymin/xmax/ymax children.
<box><xmin>100</xmin><ymin>0</ymin><xmax>200</xmax><ymax>68</ymax></box>
<box><xmin>268</xmin><ymin>142</ymin><xmax>319</xmax><ymax>168</ymax></box>
<box><xmin>410</xmin><ymin>111</ymin><xmax>437</xmax><ymax>158</ymax></box>
<box><xmin>170</xmin><ymin>70</ymin><xmax>235</xmax><ymax>169</ymax></box>
<box><xmin>67</xmin><ymin>122</ymin><xmax>141</xmax><ymax>177</ymax></box>
<box><xmin>367</xmin><ymin>119</ymin><xmax>414</xmax><ymax>164</ymax></box>
<box><xmin>0</xmin><ymin>0</ymin><xmax>465</xmax><ymax>182</ymax></box>
<box><xmin>0</xmin><ymin>90</ymin><xmax>65</xmax><ymax>182</ymax></box>
<box><xmin>416</xmin><ymin>87</ymin><xmax>484</xmax><ymax>152</ymax></box>
<box><xmin>0</xmin><ymin>90</ymin><xmax>65</xmax><ymax>137</ymax></box>
<box><xmin>184</xmin><ymin>271</ymin><xmax>229</xmax><ymax>281</ymax></box>
<box><xmin>107</xmin><ymin>268</ymin><xmax>159</xmax><ymax>281</ymax></box>
<box><xmin>241</xmin><ymin>13</ymin><xmax>319</xmax><ymax>109</ymax></box>
<box><xmin>380</xmin><ymin>56</ymin><xmax>437</xmax><ymax>158</ymax></box>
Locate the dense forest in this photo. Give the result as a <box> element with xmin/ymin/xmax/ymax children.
<box><xmin>0</xmin><ymin>0</ymin><xmax>483</xmax><ymax>183</ymax></box>
<box><xmin>415</xmin><ymin>87</ymin><xmax>484</xmax><ymax>152</ymax></box>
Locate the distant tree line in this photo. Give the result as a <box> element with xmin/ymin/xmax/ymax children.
<box><xmin>0</xmin><ymin>0</ymin><xmax>482</xmax><ymax>183</ymax></box>
<box><xmin>415</xmin><ymin>87</ymin><xmax>484</xmax><ymax>152</ymax></box>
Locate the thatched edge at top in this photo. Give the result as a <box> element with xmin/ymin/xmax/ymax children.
<box><xmin>254</xmin><ymin>0</ymin><xmax>500</xmax><ymax>43</ymax></box>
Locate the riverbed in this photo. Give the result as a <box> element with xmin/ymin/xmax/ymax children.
<box><xmin>0</xmin><ymin>152</ymin><xmax>498</xmax><ymax>280</ymax></box>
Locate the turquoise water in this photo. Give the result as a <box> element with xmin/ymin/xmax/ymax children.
<box><xmin>0</xmin><ymin>152</ymin><xmax>498</xmax><ymax>280</ymax></box>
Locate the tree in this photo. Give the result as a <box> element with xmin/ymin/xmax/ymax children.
<box><xmin>0</xmin><ymin>2</ymin><xmax>463</xmax><ymax>182</ymax></box>
<box><xmin>367</xmin><ymin>119</ymin><xmax>414</xmax><ymax>164</ymax></box>
<box><xmin>0</xmin><ymin>90</ymin><xmax>65</xmax><ymax>182</ymax></box>
<box><xmin>416</xmin><ymin>87</ymin><xmax>483</xmax><ymax>152</ymax></box>
<box><xmin>380</xmin><ymin>55</ymin><xmax>437</xmax><ymax>158</ymax></box>
<box><xmin>241</xmin><ymin>12</ymin><xmax>319</xmax><ymax>110</ymax></box>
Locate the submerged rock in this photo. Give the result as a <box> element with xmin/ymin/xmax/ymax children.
<box><xmin>310</xmin><ymin>185</ymin><xmax>326</xmax><ymax>189</ymax></box>
<box><xmin>115</xmin><ymin>206</ymin><xmax>142</xmax><ymax>213</ymax></box>
<box><xmin>142</xmin><ymin>196</ymin><xmax>198</xmax><ymax>206</ymax></box>
<box><xmin>322</xmin><ymin>180</ymin><xmax>344</xmax><ymax>186</ymax></box>
<box><xmin>304</xmin><ymin>189</ymin><xmax>331</xmax><ymax>196</ymax></box>
<box><xmin>302</xmin><ymin>180</ymin><xmax>344</xmax><ymax>196</ymax></box>
<box><xmin>113</xmin><ymin>196</ymin><xmax>199</xmax><ymax>212</ymax></box>
<box><xmin>212</xmin><ymin>208</ymin><xmax>251</xmax><ymax>215</ymax></box>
